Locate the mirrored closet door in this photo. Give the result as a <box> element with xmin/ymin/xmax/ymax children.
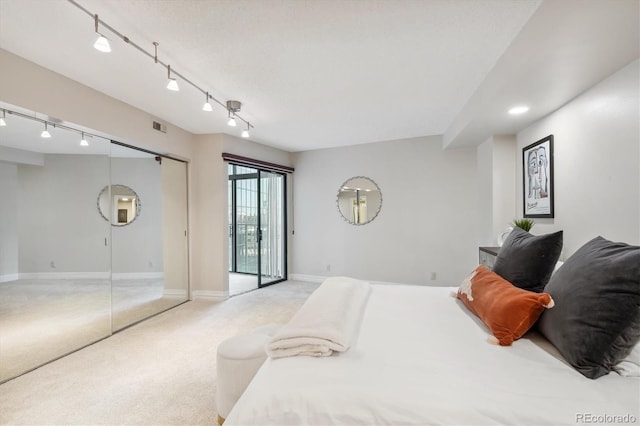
<box><xmin>0</xmin><ymin>103</ymin><xmax>189</xmax><ymax>383</ymax></box>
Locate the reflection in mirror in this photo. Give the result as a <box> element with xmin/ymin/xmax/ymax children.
<box><xmin>109</xmin><ymin>148</ymin><xmax>189</xmax><ymax>332</ymax></box>
<box><xmin>337</xmin><ymin>176</ymin><xmax>382</xmax><ymax>225</ymax></box>
<box><xmin>97</xmin><ymin>184</ymin><xmax>141</xmax><ymax>226</ymax></box>
<box><xmin>0</xmin><ymin>102</ymin><xmax>112</xmax><ymax>382</ymax></box>
<box><xmin>0</xmin><ymin>102</ymin><xmax>190</xmax><ymax>383</ymax></box>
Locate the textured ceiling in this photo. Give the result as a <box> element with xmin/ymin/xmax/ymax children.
<box><xmin>0</xmin><ymin>0</ymin><xmax>637</xmax><ymax>152</ymax></box>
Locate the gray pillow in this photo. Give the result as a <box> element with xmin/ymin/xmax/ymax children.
<box><xmin>492</xmin><ymin>228</ymin><xmax>563</xmax><ymax>293</ymax></box>
<box><xmin>538</xmin><ymin>236</ymin><xmax>640</xmax><ymax>379</ymax></box>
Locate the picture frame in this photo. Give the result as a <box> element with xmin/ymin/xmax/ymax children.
<box><xmin>523</xmin><ymin>134</ymin><xmax>554</xmax><ymax>218</ymax></box>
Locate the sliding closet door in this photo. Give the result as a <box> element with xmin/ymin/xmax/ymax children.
<box><xmin>160</xmin><ymin>157</ymin><xmax>189</xmax><ymax>300</ymax></box>
<box><xmin>109</xmin><ymin>144</ymin><xmax>189</xmax><ymax>331</ymax></box>
<box><xmin>0</xmin><ymin>107</ymin><xmax>112</xmax><ymax>383</ymax></box>
<box><xmin>257</xmin><ymin>170</ymin><xmax>286</xmax><ymax>287</ymax></box>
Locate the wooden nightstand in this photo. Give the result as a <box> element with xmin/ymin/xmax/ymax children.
<box><xmin>479</xmin><ymin>247</ymin><xmax>500</xmax><ymax>269</ymax></box>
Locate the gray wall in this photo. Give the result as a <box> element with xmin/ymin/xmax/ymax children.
<box><xmin>515</xmin><ymin>59</ymin><xmax>639</xmax><ymax>257</ymax></box>
<box><xmin>18</xmin><ymin>154</ymin><xmax>111</xmax><ymax>275</ymax></box>
<box><xmin>292</xmin><ymin>136</ymin><xmax>478</xmax><ymax>285</ymax></box>
<box><xmin>110</xmin><ymin>157</ymin><xmax>163</xmax><ymax>275</ymax></box>
<box><xmin>0</xmin><ymin>162</ymin><xmax>19</xmax><ymax>281</ymax></box>
<box><xmin>13</xmin><ymin>154</ymin><xmax>163</xmax><ymax>276</ymax></box>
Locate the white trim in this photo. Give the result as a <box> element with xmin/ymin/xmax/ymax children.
<box><xmin>192</xmin><ymin>290</ymin><xmax>228</xmax><ymax>300</ymax></box>
<box><xmin>163</xmin><ymin>288</ymin><xmax>188</xmax><ymax>297</ymax></box>
<box><xmin>112</xmin><ymin>272</ymin><xmax>164</xmax><ymax>280</ymax></box>
<box><xmin>19</xmin><ymin>272</ymin><xmax>110</xmax><ymax>280</ymax></box>
<box><xmin>0</xmin><ymin>274</ymin><xmax>19</xmax><ymax>283</ymax></box>
<box><xmin>289</xmin><ymin>274</ymin><xmax>327</xmax><ymax>283</ymax></box>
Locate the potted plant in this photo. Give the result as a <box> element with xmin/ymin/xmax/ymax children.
<box><xmin>512</xmin><ymin>218</ymin><xmax>535</xmax><ymax>232</ymax></box>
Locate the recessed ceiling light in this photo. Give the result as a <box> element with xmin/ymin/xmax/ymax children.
<box><xmin>508</xmin><ymin>106</ymin><xmax>529</xmax><ymax>115</ymax></box>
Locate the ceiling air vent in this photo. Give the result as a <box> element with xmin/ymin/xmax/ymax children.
<box><xmin>152</xmin><ymin>120</ymin><xmax>167</xmax><ymax>133</ymax></box>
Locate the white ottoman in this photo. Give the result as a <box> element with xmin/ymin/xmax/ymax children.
<box><xmin>216</xmin><ymin>325</ymin><xmax>281</xmax><ymax>424</ymax></box>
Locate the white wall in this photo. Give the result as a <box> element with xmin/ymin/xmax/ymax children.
<box><xmin>18</xmin><ymin>154</ymin><xmax>111</xmax><ymax>275</ymax></box>
<box><xmin>516</xmin><ymin>59</ymin><xmax>639</xmax><ymax>257</ymax></box>
<box><xmin>292</xmin><ymin>136</ymin><xmax>478</xmax><ymax>285</ymax></box>
<box><xmin>0</xmin><ymin>162</ymin><xmax>19</xmax><ymax>281</ymax></box>
<box><xmin>477</xmin><ymin>135</ymin><xmax>518</xmax><ymax>247</ymax></box>
<box><xmin>110</xmin><ymin>157</ymin><xmax>164</xmax><ymax>274</ymax></box>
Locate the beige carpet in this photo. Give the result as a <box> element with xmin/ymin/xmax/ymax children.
<box><xmin>0</xmin><ymin>280</ymin><xmax>319</xmax><ymax>425</ymax></box>
<box><xmin>0</xmin><ymin>279</ymin><xmax>188</xmax><ymax>381</ymax></box>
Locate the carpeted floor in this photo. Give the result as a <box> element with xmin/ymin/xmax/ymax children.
<box><xmin>0</xmin><ymin>279</ymin><xmax>188</xmax><ymax>381</ymax></box>
<box><xmin>0</xmin><ymin>280</ymin><xmax>319</xmax><ymax>425</ymax></box>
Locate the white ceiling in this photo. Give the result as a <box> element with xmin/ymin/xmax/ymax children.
<box><xmin>0</xmin><ymin>0</ymin><xmax>637</xmax><ymax>152</ymax></box>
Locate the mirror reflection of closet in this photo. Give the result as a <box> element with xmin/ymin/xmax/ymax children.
<box><xmin>0</xmin><ymin>103</ymin><xmax>189</xmax><ymax>383</ymax></box>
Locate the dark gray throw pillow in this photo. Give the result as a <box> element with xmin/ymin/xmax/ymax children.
<box><xmin>492</xmin><ymin>228</ymin><xmax>563</xmax><ymax>293</ymax></box>
<box><xmin>538</xmin><ymin>236</ymin><xmax>640</xmax><ymax>379</ymax></box>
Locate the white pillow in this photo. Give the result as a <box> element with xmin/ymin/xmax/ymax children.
<box><xmin>614</xmin><ymin>342</ymin><xmax>640</xmax><ymax>377</ymax></box>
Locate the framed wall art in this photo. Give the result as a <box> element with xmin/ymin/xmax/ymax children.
<box><xmin>523</xmin><ymin>134</ymin><xmax>554</xmax><ymax>218</ymax></box>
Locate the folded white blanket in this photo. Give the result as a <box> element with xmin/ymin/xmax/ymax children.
<box><xmin>266</xmin><ymin>276</ymin><xmax>372</xmax><ymax>358</ymax></box>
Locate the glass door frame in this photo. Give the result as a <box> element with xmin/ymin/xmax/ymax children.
<box><xmin>228</xmin><ymin>163</ymin><xmax>288</xmax><ymax>287</ymax></box>
<box><xmin>257</xmin><ymin>169</ymin><xmax>287</xmax><ymax>288</ymax></box>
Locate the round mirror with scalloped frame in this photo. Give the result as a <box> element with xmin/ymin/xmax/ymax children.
<box><xmin>337</xmin><ymin>177</ymin><xmax>382</xmax><ymax>225</ymax></box>
<box><xmin>97</xmin><ymin>184</ymin><xmax>141</xmax><ymax>226</ymax></box>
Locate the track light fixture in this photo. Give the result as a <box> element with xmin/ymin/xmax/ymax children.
<box><xmin>227</xmin><ymin>100</ymin><xmax>241</xmax><ymax>127</ymax></box>
<box><xmin>93</xmin><ymin>14</ymin><xmax>111</xmax><ymax>53</ymax></box>
<box><xmin>41</xmin><ymin>122</ymin><xmax>52</xmax><ymax>138</ymax></box>
<box><xmin>242</xmin><ymin>123</ymin><xmax>250</xmax><ymax>138</ymax></box>
<box><xmin>0</xmin><ymin>110</ymin><xmax>6</xmax><ymax>126</ymax></box>
<box><xmin>5</xmin><ymin>107</ymin><xmax>105</xmax><ymax>146</ymax></box>
<box><xmin>202</xmin><ymin>92</ymin><xmax>213</xmax><ymax>112</ymax></box>
<box><xmin>69</xmin><ymin>0</ymin><xmax>254</xmax><ymax>137</ymax></box>
<box><xmin>166</xmin><ymin>65</ymin><xmax>179</xmax><ymax>91</ymax></box>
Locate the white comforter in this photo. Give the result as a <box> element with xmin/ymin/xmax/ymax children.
<box><xmin>226</xmin><ymin>285</ymin><xmax>640</xmax><ymax>425</ymax></box>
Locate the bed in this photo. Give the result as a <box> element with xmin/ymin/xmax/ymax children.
<box><xmin>224</xmin><ymin>234</ymin><xmax>640</xmax><ymax>425</ymax></box>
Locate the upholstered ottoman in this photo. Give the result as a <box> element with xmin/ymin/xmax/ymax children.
<box><xmin>216</xmin><ymin>324</ymin><xmax>281</xmax><ymax>424</ymax></box>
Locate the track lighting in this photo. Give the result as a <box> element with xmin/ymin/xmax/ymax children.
<box><xmin>0</xmin><ymin>110</ymin><xmax>6</xmax><ymax>126</ymax></box>
<box><xmin>80</xmin><ymin>132</ymin><xmax>89</xmax><ymax>146</ymax></box>
<box><xmin>41</xmin><ymin>122</ymin><xmax>51</xmax><ymax>138</ymax></box>
<box><xmin>93</xmin><ymin>14</ymin><xmax>111</xmax><ymax>53</ymax></box>
<box><xmin>227</xmin><ymin>100</ymin><xmax>241</xmax><ymax>127</ymax></box>
<box><xmin>202</xmin><ymin>92</ymin><xmax>213</xmax><ymax>112</ymax></box>
<box><xmin>166</xmin><ymin>65</ymin><xmax>179</xmax><ymax>91</ymax></box>
<box><xmin>70</xmin><ymin>0</ymin><xmax>254</xmax><ymax>136</ymax></box>
<box><xmin>242</xmin><ymin>123</ymin><xmax>250</xmax><ymax>138</ymax></box>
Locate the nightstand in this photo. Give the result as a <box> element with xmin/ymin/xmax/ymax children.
<box><xmin>479</xmin><ymin>247</ymin><xmax>500</xmax><ymax>269</ymax></box>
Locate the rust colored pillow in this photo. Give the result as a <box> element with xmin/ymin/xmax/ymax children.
<box><xmin>457</xmin><ymin>265</ymin><xmax>554</xmax><ymax>346</ymax></box>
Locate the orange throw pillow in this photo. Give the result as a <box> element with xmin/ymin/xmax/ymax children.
<box><xmin>457</xmin><ymin>265</ymin><xmax>554</xmax><ymax>346</ymax></box>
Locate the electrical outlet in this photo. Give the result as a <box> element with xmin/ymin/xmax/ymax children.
<box><xmin>326</xmin><ymin>264</ymin><xmax>331</xmax><ymax>272</ymax></box>
<box><xmin>430</xmin><ymin>272</ymin><xmax>437</xmax><ymax>280</ymax></box>
<box><xmin>50</xmin><ymin>261</ymin><xmax>56</xmax><ymax>269</ymax></box>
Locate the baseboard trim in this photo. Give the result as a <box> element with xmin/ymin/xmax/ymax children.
<box><xmin>163</xmin><ymin>288</ymin><xmax>188</xmax><ymax>297</ymax></box>
<box><xmin>0</xmin><ymin>274</ymin><xmax>19</xmax><ymax>283</ymax></box>
<box><xmin>192</xmin><ymin>290</ymin><xmax>228</xmax><ymax>300</ymax></box>
<box><xmin>289</xmin><ymin>274</ymin><xmax>328</xmax><ymax>283</ymax></box>
<box><xmin>112</xmin><ymin>272</ymin><xmax>164</xmax><ymax>280</ymax></box>
<box><xmin>19</xmin><ymin>272</ymin><xmax>111</xmax><ymax>280</ymax></box>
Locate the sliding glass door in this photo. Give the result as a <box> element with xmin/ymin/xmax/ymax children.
<box><xmin>228</xmin><ymin>164</ymin><xmax>286</xmax><ymax>291</ymax></box>
<box><xmin>258</xmin><ymin>170</ymin><xmax>286</xmax><ymax>287</ymax></box>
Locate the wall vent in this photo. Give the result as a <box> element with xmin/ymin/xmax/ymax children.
<box><xmin>152</xmin><ymin>121</ymin><xmax>167</xmax><ymax>133</ymax></box>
